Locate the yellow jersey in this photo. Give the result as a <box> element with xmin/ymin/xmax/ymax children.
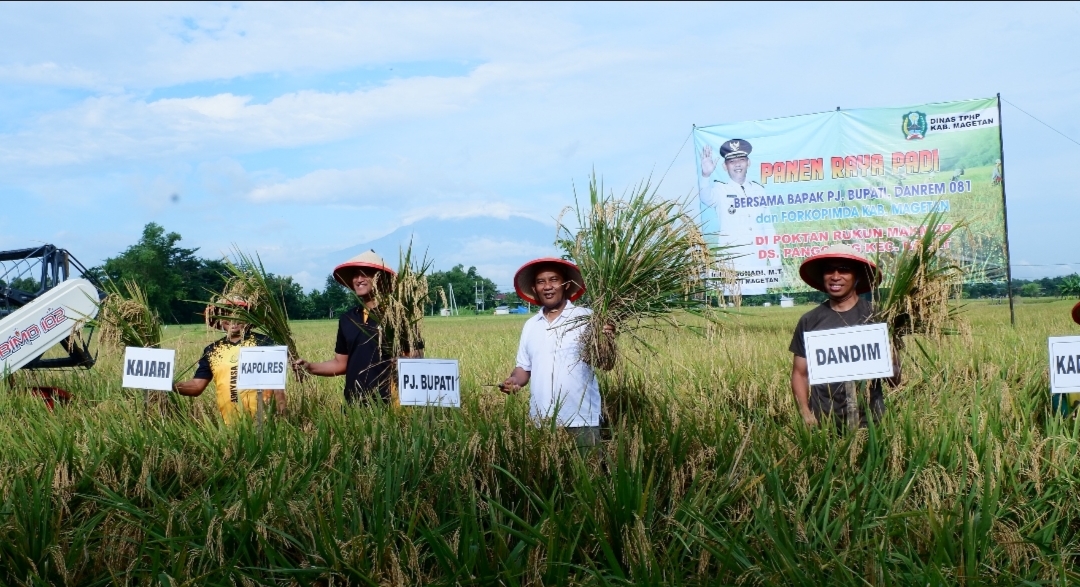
<box><xmin>194</xmin><ymin>333</ymin><xmax>275</xmax><ymax>425</ymax></box>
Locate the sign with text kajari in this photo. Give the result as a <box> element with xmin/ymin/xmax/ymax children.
<box><xmin>122</xmin><ymin>347</ymin><xmax>176</xmax><ymax>392</ymax></box>
<box><xmin>694</xmin><ymin>97</ymin><xmax>1006</xmax><ymax>295</ymax></box>
<box><xmin>1049</xmin><ymin>336</ymin><xmax>1080</xmax><ymax>394</ymax></box>
<box><xmin>236</xmin><ymin>346</ymin><xmax>289</xmax><ymax>390</ymax></box>
<box><xmin>397</xmin><ymin>358</ymin><xmax>460</xmax><ymax>407</ymax></box>
<box><xmin>804</xmin><ymin>323</ymin><xmax>893</xmax><ymax>385</ymax></box>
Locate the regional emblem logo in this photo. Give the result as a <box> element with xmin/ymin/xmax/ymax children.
<box><xmin>902</xmin><ymin>111</ymin><xmax>927</xmax><ymax>140</ymax></box>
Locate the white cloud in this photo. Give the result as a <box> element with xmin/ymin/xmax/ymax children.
<box><xmin>248</xmin><ymin>166</ymin><xmax>410</xmax><ymax>203</ymax></box>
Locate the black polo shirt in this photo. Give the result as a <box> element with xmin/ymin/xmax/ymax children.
<box><xmin>789</xmin><ymin>298</ymin><xmax>885</xmax><ymax>425</ymax></box>
<box><xmin>335</xmin><ymin>306</ymin><xmax>391</xmax><ymax>403</ymax></box>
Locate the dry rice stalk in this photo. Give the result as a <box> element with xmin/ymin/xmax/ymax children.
<box><xmin>557</xmin><ymin>173</ymin><xmax>722</xmax><ymax>371</ymax></box>
<box><xmin>369</xmin><ymin>240</ymin><xmax>432</xmax><ymax>359</ymax></box>
<box><xmin>204</xmin><ymin>248</ymin><xmax>302</xmax><ymax>371</ymax></box>
<box><xmin>874</xmin><ymin>209</ymin><xmax>966</xmax><ymax>347</ymax></box>
<box><xmin>95</xmin><ymin>278</ymin><xmax>163</xmax><ymax>349</ymax></box>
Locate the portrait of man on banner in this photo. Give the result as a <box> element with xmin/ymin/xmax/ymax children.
<box><xmin>698</xmin><ymin>138</ymin><xmax>781</xmax><ymax>285</ymax></box>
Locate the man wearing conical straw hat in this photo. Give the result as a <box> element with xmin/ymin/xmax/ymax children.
<box><xmin>500</xmin><ymin>258</ymin><xmax>608</xmax><ymax>447</ymax></box>
<box><xmin>174</xmin><ymin>296</ymin><xmax>284</xmax><ymax>425</ymax></box>
<box><xmin>295</xmin><ymin>250</ymin><xmax>418</xmax><ymax>404</ymax></box>
<box><xmin>789</xmin><ymin>244</ymin><xmax>900</xmax><ymax>428</ymax></box>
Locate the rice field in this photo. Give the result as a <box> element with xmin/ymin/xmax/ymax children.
<box><xmin>1</xmin><ymin>299</ymin><xmax>1079</xmax><ymax>585</ymax></box>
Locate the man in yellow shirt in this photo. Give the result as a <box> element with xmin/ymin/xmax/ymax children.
<box><xmin>174</xmin><ymin>299</ymin><xmax>283</xmax><ymax>424</ymax></box>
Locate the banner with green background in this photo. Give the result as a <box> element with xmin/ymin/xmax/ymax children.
<box><xmin>694</xmin><ymin>96</ymin><xmax>1006</xmax><ymax>295</ymax></box>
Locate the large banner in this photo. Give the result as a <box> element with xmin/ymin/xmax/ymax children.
<box><xmin>694</xmin><ymin>97</ymin><xmax>1007</xmax><ymax>295</ymax></box>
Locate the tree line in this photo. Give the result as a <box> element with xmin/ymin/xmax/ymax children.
<box><xmin>84</xmin><ymin>223</ymin><xmax>506</xmax><ymax>324</ymax></box>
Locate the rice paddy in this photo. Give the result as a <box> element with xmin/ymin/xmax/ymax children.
<box><xmin>1</xmin><ymin>299</ymin><xmax>1078</xmax><ymax>585</ymax></box>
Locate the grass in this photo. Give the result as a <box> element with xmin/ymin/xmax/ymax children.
<box><xmin>1</xmin><ymin>300</ymin><xmax>1079</xmax><ymax>585</ymax></box>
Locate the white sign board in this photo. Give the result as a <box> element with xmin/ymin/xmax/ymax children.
<box><xmin>804</xmin><ymin>323</ymin><xmax>893</xmax><ymax>385</ymax></box>
<box><xmin>1049</xmin><ymin>336</ymin><xmax>1080</xmax><ymax>394</ymax></box>
<box><xmin>397</xmin><ymin>358</ymin><xmax>460</xmax><ymax>407</ymax></box>
<box><xmin>122</xmin><ymin>347</ymin><xmax>176</xmax><ymax>391</ymax></box>
<box><xmin>236</xmin><ymin>346</ymin><xmax>289</xmax><ymax>390</ymax></box>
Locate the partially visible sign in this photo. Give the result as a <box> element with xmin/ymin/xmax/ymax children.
<box><xmin>804</xmin><ymin>323</ymin><xmax>893</xmax><ymax>385</ymax></box>
<box><xmin>122</xmin><ymin>347</ymin><xmax>176</xmax><ymax>391</ymax></box>
<box><xmin>236</xmin><ymin>346</ymin><xmax>289</xmax><ymax>390</ymax></box>
<box><xmin>397</xmin><ymin>358</ymin><xmax>460</xmax><ymax>407</ymax></box>
<box><xmin>1049</xmin><ymin>336</ymin><xmax>1080</xmax><ymax>394</ymax></box>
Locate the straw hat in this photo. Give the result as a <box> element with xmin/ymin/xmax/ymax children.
<box><xmin>513</xmin><ymin>258</ymin><xmax>585</xmax><ymax>306</ymax></box>
<box><xmin>1072</xmin><ymin>300</ymin><xmax>1080</xmax><ymax>325</ymax></box>
<box><xmin>333</xmin><ymin>249</ymin><xmax>396</xmax><ymax>288</ymax></box>
<box><xmin>205</xmin><ymin>296</ymin><xmax>251</xmax><ymax>331</ymax></box>
<box><xmin>798</xmin><ymin>244</ymin><xmax>881</xmax><ymax>295</ymax></box>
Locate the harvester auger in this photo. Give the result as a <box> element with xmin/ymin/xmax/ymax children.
<box><xmin>1</xmin><ymin>245</ymin><xmax>105</xmax><ymax>406</ymax></box>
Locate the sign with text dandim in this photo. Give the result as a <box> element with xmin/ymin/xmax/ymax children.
<box><xmin>122</xmin><ymin>347</ymin><xmax>176</xmax><ymax>392</ymax></box>
<box><xmin>1049</xmin><ymin>336</ymin><xmax>1080</xmax><ymax>394</ymax></box>
<box><xmin>694</xmin><ymin>97</ymin><xmax>1006</xmax><ymax>295</ymax></box>
<box><xmin>397</xmin><ymin>358</ymin><xmax>460</xmax><ymax>407</ymax></box>
<box><xmin>804</xmin><ymin>323</ymin><xmax>893</xmax><ymax>385</ymax></box>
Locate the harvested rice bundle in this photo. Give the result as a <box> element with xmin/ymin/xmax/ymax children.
<box><xmin>205</xmin><ymin>249</ymin><xmax>302</xmax><ymax>370</ymax></box>
<box><xmin>556</xmin><ymin>173</ymin><xmax>716</xmax><ymax>371</ymax></box>
<box><xmin>96</xmin><ymin>278</ymin><xmax>163</xmax><ymax>349</ymax></box>
<box><xmin>368</xmin><ymin>241</ymin><xmax>432</xmax><ymax>358</ymax></box>
<box><xmin>874</xmin><ymin>210</ymin><xmax>966</xmax><ymax>346</ymax></box>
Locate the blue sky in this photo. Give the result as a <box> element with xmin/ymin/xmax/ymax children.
<box><xmin>1</xmin><ymin>2</ymin><xmax>1078</xmax><ymax>290</ymax></box>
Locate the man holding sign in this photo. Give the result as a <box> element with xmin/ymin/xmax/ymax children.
<box><xmin>789</xmin><ymin>245</ymin><xmax>900</xmax><ymax>428</ymax></box>
<box><xmin>1051</xmin><ymin>302</ymin><xmax>1080</xmax><ymax>415</ymax></box>
<box><xmin>295</xmin><ymin>250</ymin><xmax>423</xmax><ymax>404</ymax></box>
<box><xmin>174</xmin><ymin>298</ymin><xmax>284</xmax><ymax>425</ymax></box>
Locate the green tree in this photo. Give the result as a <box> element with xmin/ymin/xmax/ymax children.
<box><xmin>307</xmin><ymin>274</ymin><xmax>355</xmax><ymax>319</ymax></box>
<box><xmin>428</xmin><ymin>265</ymin><xmax>498</xmax><ymax>312</ymax></box>
<box><xmin>94</xmin><ymin>223</ymin><xmax>226</xmax><ymax>323</ymax></box>
<box><xmin>1019</xmin><ymin>283</ymin><xmax>1042</xmax><ymax>298</ymax></box>
<box><xmin>1057</xmin><ymin>274</ymin><xmax>1080</xmax><ymax>298</ymax></box>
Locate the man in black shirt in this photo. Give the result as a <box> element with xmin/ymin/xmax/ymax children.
<box><xmin>295</xmin><ymin>250</ymin><xmax>422</xmax><ymax>404</ymax></box>
<box><xmin>789</xmin><ymin>244</ymin><xmax>898</xmax><ymax>428</ymax></box>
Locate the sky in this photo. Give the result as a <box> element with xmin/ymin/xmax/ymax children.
<box><xmin>2</xmin><ymin>1</ymin><xmax>1078</xmax><ymax>291</ymax></box>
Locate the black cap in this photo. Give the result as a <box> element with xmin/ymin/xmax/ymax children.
<box><xmin>719</xmin><ymin>139</ymin><xmax>752</xmax><ymax>160</ymax></box>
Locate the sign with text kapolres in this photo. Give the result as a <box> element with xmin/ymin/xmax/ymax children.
<box><xmin>397</xmin><ymin>359</ymin><xmax>460</xmax><ymax>407</ymax></box>
<box><xmin>122</xmin><ymin>347</ymin><xmax>176</xmax><ymax>392</ymax></box>
<box><xmin>236</xmin><ymin>346</ymin><xmax>289</xmax><ymax>390</ymax></box>
<box><xmin>1049</xmin><ymin>336</ymin><xmax>1080</xmax><ymax>394</ymax></box>
<box><xmin>804</xmin><ymin>323</ymin><xmax>893</xmax><ymax>385</ymax></box>
<box><xmin>694</xmin><ymin>97</ymin><xmax>1006</xmax><ymax>295</ymax></box>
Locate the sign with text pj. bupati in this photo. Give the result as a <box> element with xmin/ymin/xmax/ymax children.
<box><xmin>1049</xmin><ymin>336</ymin><xmax>1080</xmax><ymax>394</ymax></box>
<box><xmin>236</xmin><ymin>346</ymin><xmax>288</xmax><ymax>390</ymax></box>
<box><xmin>804</xmin><ymin>323</ymin><xmax>893</xmax><ymax>385</ymax></box>
<box><xmin>694</xmin><ymin>97</ymin><xmax>1006</xmax><ymax>295</ymax></box>
<box><xmin>397</xmin><ymin>358</ymin><xmax>460</xmax><ymax>407</ymax></box>
<box><xmin>122</xmin><ymin>347</ymin><xmax>175</xmax><ymax>391</ymax></box>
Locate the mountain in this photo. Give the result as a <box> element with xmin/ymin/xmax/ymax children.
<box><xmin>324</xmin><ymin>215</ymin><xmax>560</xmax><ymax>289</ymax></box>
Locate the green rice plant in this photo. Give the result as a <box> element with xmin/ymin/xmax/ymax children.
<box><xmin>1</xmin><ymin>301</ymin><xmax>1079</xmax><ymax>584</ymax></box>
<box><xmin>556</xmin><ymin>172</ymin><xmax>719</xmax><ymax>370</ymax></box>
<box><xmin>875</xmin><ymin>209</ymin><xmax>966</xmax><ymax>346</ymax></box>
<box><xmin>94</xmin><ymin>278</ymin><xmax>163</xmax><ymax>348</ymax></box>
<box><xmin>203</xmin><ymin>247</ymin><xmax>301</xmax><ymax>366</ymax></box>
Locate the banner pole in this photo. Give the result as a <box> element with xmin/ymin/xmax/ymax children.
<box><xmin>996</xmin><ymin>93</ymin><xmax>1016</xmax><ymax>326</ymax></box>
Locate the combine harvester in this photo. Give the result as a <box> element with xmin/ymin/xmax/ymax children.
<box><xmin>1</xmin><ymin>245</ymin><xmax>104</xmax><ymax>406</ymax></box>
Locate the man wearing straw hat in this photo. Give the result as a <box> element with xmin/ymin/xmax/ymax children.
<box><xmin>295</xmin><ymin>250</ymin><xmax>420</xmax><ymax>404</ymax></box>
<box><xmin>500</xmin><ymin>257</ymin><xmax>607</xmax><ymax>447</ymax></box>
<box><xmin>789</xmin><ymin>244</ymin><xmax>899</xmax><ymax>428</ymax></box>
<box><xmin>174</xmin><ymin>297</ymin><xmax>285</xmax><ymax>425</ymax></box>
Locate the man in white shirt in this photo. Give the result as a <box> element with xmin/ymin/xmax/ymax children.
<box><xmin>700</xmin><ymin>138</ymin><xmax>779</xmax><ymax>268</ymax></box>
<box><xmin>500</xmin><ymin>257</ymin><xmax>604</xmax><ymax>447</ymax></box>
